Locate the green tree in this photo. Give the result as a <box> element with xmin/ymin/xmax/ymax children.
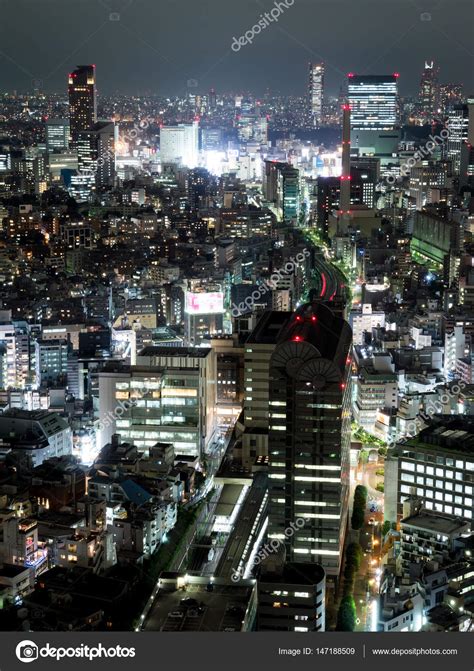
<box><xmin>336</xmin><ymin>596</ymin><xmax>356</xmax><ymax>631</ymax></box>
<box><xmin>351</xmin><ymin>485</ymin><xmax>368</xmax><ymax>530</ymax></box>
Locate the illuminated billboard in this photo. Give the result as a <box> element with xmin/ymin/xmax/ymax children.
<box><xmin>185</xmin><ymin>291</ymin><xmax>225</xmax><ymax>315</ymax></box>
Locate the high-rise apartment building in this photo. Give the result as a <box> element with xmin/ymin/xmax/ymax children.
<box><xmin>0</xmin><ymin>319</ymin><xmax>30</xmax><ymax>389</ymax></box>
<box><xmin>35</xmin><ymin>338</ymin><xmax>69</xmax><ymax>388</ymax></box>
<box><xmin>68</xmin><ymin>65</ymin><xmax>97</xmax><ymax>146</ymax></box>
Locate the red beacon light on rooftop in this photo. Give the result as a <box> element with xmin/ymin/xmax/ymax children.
<box><xmin>293</xmin><ymin>335</ymin><xmax>303</xmax><ymax>342</ymax></box>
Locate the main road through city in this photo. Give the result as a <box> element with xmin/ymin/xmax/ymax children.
<box><xmin>301</xmin><ymin>228</ymin><xmax>350</xmax><ymax>305</ymax></box>
<box><xmin>308</xmin><ymin>252</ymin><xmax>349</xmax><ymax>303</ymax></box>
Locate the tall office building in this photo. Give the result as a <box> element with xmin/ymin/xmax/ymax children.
<box><xmin>268</xmin><ymin>302</ymin><xmax>352</xmax><ymax>578</ymax></box>
<box><xmin>447</xmin><ymin>104</ymin><xmax>470</xmax><ymax>174</ymax></box>
<box><xmin>384</xmin><ymin>416</ymin><xmax>474</xmax><ymax>525</ymax></box>
<box><xmin>460</xmin><ymin>99</ymin><xmax>474</xmax><ymax>187</ymax></box>
<box><xmin>242</xmin><ymin>311</ymin><xmax>292</xmax><ymax>468</ymax></box>
<box><xmin>309</xmin><ymin>63</ymin><xmax>325</xmax><ymax>127</ymax></box>
<box><xmin>73</xmin><ymin>131</ymin><xmax>97</xmax><ymax>201</ymax></box>
<box><xmin>46</xmin><ymin>118</ymin><xmax>70</xmax><ymax>152</ymax></box>
<box><xmin>348</xmin><ymin>74</ymin><xmax>400</xmax><ymax>163</ymax></box>
<box><xmin>68</xmin><ymin>65</ymin><xmax>97</xmax><ymax>147</ymax></box>
<box><xmin>339</xmin><ymin>104</ymin><xmax>351</xmax><ymax>215</ymax></box>
<box><xmin>348</xmin><ymin>74</ymin><xmax>398</xmax><ymax>130</ymax></box>
<box><xmin>281</xmin><ymin>165</ymin><xmax>300</xmax><ymax>224</ymax></box>
<box><xmin>93</xmin><ymin>121</ymin><xmax>117</xmax><ymax>187</ymax></box>
<box><xmin>439</xmin><ymin>83</ymin><xmax>463</xmax><ymax>116</ymax></box>
<box><xmin>73</xmin><ymin>121</ymin><xmax>116</xmax><ymax>200</ymax></box>
<box><xmin>409</xmin><ymin>161</ymin><xmax>448</xmax><ymax>210</ymax></box>
<box><xmin>98</xmin><ymin>347</ymin><xmax>216</xmax><ymax>457</ymax></box>
<box><xmin>263</xmin><ymin>161</ymin><xmax>300</xmax><ymax>224</ymax></box>
<box><xmin>418</xmin><ymin>61</ymin><xmax>439</xmax><ymax>122</ymax></box>
<box><xmin>160</xmin><ymin>121</ymin><xmax>199</xmax><ymax>168</ymax></box>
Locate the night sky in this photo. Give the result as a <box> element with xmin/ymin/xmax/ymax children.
<box><xmin>0</xmin><ymin>0</ymin><xmax>473</xmax><ymax>96</ymax></box>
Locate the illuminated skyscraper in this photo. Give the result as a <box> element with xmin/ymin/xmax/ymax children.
<box><xmin>160</xmin><ymin>120</ymin><xmax>199</xmax><ymax>168</ymax></box>
<box><xmin>348</xmin><ymin>74</ymin><xmax>398</xmax><ymax>130</ymax></box>
<box><xmin>348</xmin><ymin>74</ymin><xmax>400</xmax><ymax>163</ymax></box>
<box><xmin>447</xmin><ymin>103</ymin><xmax>470</xmax><ymax>174</ymax></box>
<box><xmin>263</xmin><ymin>161</ymin><xmax>300</xmax><ymax>224</ymax></box>
<box><xmin>460</xmin><ymin>98</ymin><xmax>474</xmax><ymax>187</ymax></box>
<box><xmin>439</xmin><ymin>83</ymin><xmax>464</xmax><ymax>116</ymax></box>
<box><xmin>68</xmin><ymin>65</ymin><xmax>97</xmax><ymax>147</ymax></box>
<box><xmin>339</xmin><ymin>104</ymin><xmax>351</xmax><ymax>215</ymax></box>
<box><xmin>268</xmin><ymin>302</ymin><xmax>352</xmax><ymax>578</ymax></box>
<box><xmin>93</xmin><ymin>121</ymin><xmax>117</xmax><ymax>187</ymax></box>
<box><xmin>309</xmin><ymin>63</ymin><xmax>325</xmax><ymax>127</ymax></box>
<box><xmin>418</xmin><ymin>61</ymin><xmax>439</xmax><ymax>121</ymax></box>
<box><xmin>72</xmin><ymin>121</ymin><xmax>116</xmax><ymax>201</ymax></box>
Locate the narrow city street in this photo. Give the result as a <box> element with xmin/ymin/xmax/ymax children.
<box><xmin>348</xmin><ymin>451</ymin><xmax>385</xmax><ymax>631</ymax></box>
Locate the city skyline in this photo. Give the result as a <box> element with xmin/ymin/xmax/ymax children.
<box><xmin>0</xmin><ymin>0</ymin><xmax>473</xmax><ymax>652</ymax></box>
<box><xmin>0</xmin><ymin>0</ymin><xmax>472</xmax><ymax>96</ymax></box>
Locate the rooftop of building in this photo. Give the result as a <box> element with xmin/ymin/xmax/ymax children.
<box><xmin>425</xmin><ymin>603</ymin><xmax>464</xmax><ymax>629</ymax></box>
<box><xmin>245</xmin><ymin>310</ymin><xmax>291</xmax><ymax>345</ymax></box>
<box><xmin>0</xmin><ymin>563</ymin><xmax>31</xmax><ymax>578</ymax></box>
<box><xmin>138</xmin><ymin>346</ymin><xmax>211</xmax><ymax>359</ymax></box>
<box><xmin>144</xmin><ymin>575</ymin><xmax>254</xmax><ymax>632</ymax></box>
<box><xmin>34</xmin><ymin>566</ymin><xmax>129</xmax><ymax>603</ymax></box>
<box><xmin>259</xmin><ymin>561</ymin><xmax>325</xmax><ymax>587</ymax></box>
<box><xmin>273</xmin><ymin>302</ymin><xmax>352</xmax><ymax>375</ymax></box>
<box><xmin>397</xmin><ymin>415</ymin><xmax>474</xmax><ymax>454</ymax></box>
<box><xmin>401</xmin><ymin>510</ymin><xmax>468</xmax><ymax>536</ymax></box>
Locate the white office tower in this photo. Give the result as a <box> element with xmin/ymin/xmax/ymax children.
<box><xmin>447</xmin><ymin>104</ymin><xmax>469</xmax><ymax>175</ymax></box>
<box><xmin>160</xmin><ymin>120</ymin><xmax>199</xmax><ymax>168</ymax></box>
<box><xmin>309</xmin><ymin>63</ymin><xmax>325</xmax><ymax>127</ymax></box>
